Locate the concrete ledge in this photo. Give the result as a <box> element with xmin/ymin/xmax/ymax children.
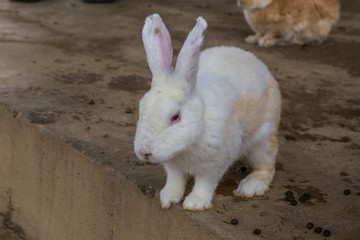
<box><xmin>0</xmin><ymin>105</ymin><xmax>223</xmax><ymax>240</ymax></box>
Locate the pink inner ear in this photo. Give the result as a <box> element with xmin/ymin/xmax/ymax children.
<box><xmin>142</xmin><ymin>14</ymin><xmax>174</xmax><ymax>77</ymax></box>
<box><xmin>158</xmin><ymin>30</ymin><xmax>173</xmax><ymax>75</ymax></box>
<box><xmin>174</xmin><ymin>17</ymin><xmax>207</xmax><ymax>96</ymax></box>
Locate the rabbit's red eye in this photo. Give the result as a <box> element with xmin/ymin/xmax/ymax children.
<box><xmin>170</xmin><ymin>112</ymin><xmax>181</xmax><ymax>125</ymax></box>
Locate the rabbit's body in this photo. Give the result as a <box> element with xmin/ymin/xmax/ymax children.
<box><xmin>169</xmin><ymin>47</ymin><xmax>279</xmax><ymax>176</ymax></box>
<box><xmin>134</xmin><ymin>15</ymin><xmax>281</xmax><ymax>211</ymax></box>
<box><xmin>238</xmin><ymin>0</ymin><xmax>340</xmax><ymax>47</ymax></box>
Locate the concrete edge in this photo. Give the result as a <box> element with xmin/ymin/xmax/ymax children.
<box><xmin>0</xmin><ymin>104</ymin><xmax>225</xmax><ymax>240</ymax></box>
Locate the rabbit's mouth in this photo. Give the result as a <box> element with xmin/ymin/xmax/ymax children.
<box><xmin>135</xmin><ymin>149</ymin><xmax>154</xmax><ymax>163</ymax></box>
<box><xmin>135</xmin><ymin>147</ymin><xmax>165</xmax><ymax>164</ymax></box>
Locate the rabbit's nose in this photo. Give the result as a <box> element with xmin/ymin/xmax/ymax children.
<box><xmin>140</xmin><ymin>145</ymin><xmax>152</xmax><ymax>161</ymax></box>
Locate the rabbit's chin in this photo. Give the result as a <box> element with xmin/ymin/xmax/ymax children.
<box><xmin>145</xmin><ymin>157</ymin><xmax>165</xmax><ymax>165</ymax></box>
<box><xmin>136</xmin><ymin>152</ymin><xmax>173</xmax><ymax>165</ymax></box>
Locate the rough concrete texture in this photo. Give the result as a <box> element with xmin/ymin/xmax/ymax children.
<box><xmin>0</xmin><ymin>0</ymin><xmax>359</xmax><ymax>239</ymax></box>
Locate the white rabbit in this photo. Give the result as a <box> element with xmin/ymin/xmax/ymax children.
<box><xmin>134</xmin><ymin>14</ymin><xmax>281</xmax><ymax>211</ymax></box>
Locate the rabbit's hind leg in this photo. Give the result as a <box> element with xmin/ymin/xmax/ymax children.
<box><xmin>233</xmin><ymin>132</ymin><xmax>277</xmax><ymax>198</ymax></box>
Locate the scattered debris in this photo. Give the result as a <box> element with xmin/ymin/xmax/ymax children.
<box><xmin>253</xmin><ymin>229</ymin><xmax>261</xmax><ymax>235</ymax></box>
<box><xmin>284</xmin><ymin>190</ymin><xmax>313</xmax><ymax>205</ymax></box>
<box><xmin>344</xmin><ymin>189</ymin><xmax>351</xmax><ymax>195</ymax></box>
<box><xmin>298</xmin><ymin>193</ymin><xmax>311</xmax><ymax>202</ymax></box>
<box><xmin>138</xmin><ymin>184</ymin><xmax>155</xmax><ymax>199</ymax></box>
<box><xmin>230</xmin><ymin>219</ymin><xmax>238</xmax><ymax>225</ymax></box>
<box><xmin>314</xmin><ymin>226</ymin><xmax>323</xmax><ymax>234</ymax></box>
<box><xmin>222</xmin><ymin>203</ymin><xmax>228</xmax><ymax>211</ymax></box>
<box><xmin>285</xmin><ymin>191</ymin><xmax>293</xmax><ymax>197</ymax></box>
<box><xmin>306</xmin><ymin>223</ymin><xmax>314</xmax><ymax>229</ymax></box>
<box><xmin>323</xmin><ymin>229</ymin><xmax>331</xmax><ymax>237</ymax></box>
<box><xmin>125</xmin><ymin>107</ymin><xmax>133</xmax><ymax>114</ymax></box>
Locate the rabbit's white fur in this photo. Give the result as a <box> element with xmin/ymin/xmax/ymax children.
<box><xmin>134</xmin><ymin>14</ymin><xmax>281</xmax><ymax>211</ymax></box>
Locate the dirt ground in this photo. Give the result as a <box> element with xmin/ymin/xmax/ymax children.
<box><xmin>0</xmin><ymin>226</ymin><xmax>21</xmax><ymax>240</ymax></box>
<box><xmin>0</xmin><ymin>215</ymin><xmax>23</xmax><ymax>240</ymax></box>
<box><xmin>0</xmin><ymin>0</ymin><xmax>359</xmax><ymax>239</ymax></box>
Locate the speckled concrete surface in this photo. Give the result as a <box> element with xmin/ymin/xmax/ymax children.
<box><xmin>0</xmin><ymin>0</ymin><xmax>359</xmax><ymax>239</ymax></box>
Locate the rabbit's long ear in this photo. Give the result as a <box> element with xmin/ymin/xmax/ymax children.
<box><xmin>142</xmin><ymin>14</ymin><xmax>173</xmax><ymax>77</ymax></box>
<box><xmin>175</xmin><ymin>17</ymin><xmax>207</xmax><ymax>96</ymax></box>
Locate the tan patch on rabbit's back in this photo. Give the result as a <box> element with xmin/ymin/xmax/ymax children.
<box><xmin>232</xmin><ymin>97</ymin><xmax>253</xmax><ymax>113</ymax></box>
<box><xmin>265</xmin><ymin>78</ymin><xmax>281</xmax><ymax>127</ymax></box>
<box><xmin>230</xmin><ymin>76</ymin><xmax>280</xmax><ymax>143</ymax></box>
<box><xmin>231</xmin><ymin>86</ymin><xmax>269</xmax><ymax>136</ymax></box>
<box><xmin>267</xmin><ymin>132</ymin><xmax>278</xmax><ymax>156</ymax></box>
<box><xmin>230</xmin><ymin>97</ymin><xmax>262</xmax><ymax>142</ymax></box>
<box><xmin>265</xmin><ymin>79</ymin><xmax>281</xmax><ymax>158</ymax></box>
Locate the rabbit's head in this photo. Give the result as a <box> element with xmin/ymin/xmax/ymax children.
<box><xmin>134</xmin><ymin>14</ymin><xmax>207</xmax><ymax>163</ymax></box>
<box><xmin>237</xmin><ymin>0</ymin><xmax>272</xmax><ymax>9</ymax></box>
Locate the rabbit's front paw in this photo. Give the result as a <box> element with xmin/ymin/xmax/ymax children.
<box><xmin>258</xmin><ymin>35</ymin><xmax>276</xmax><ymax>47</ymax></box>
<box><xmin>245</xmin><ymin>35</ymin><xmax>259</xmax><ymax>44</ymax></box>
<box><xmin>233</xmin><ymin>175</ymin><xmax>269</xmax><ymax>198</ymax></box>
<box><xmin>160</xmin><ymin>188</ymin><xmax>183</xmax><ymax>209</ymax></box>
<box><xmin>182</xmin><ymin>194</ymin><xmax>213</xmax><ymax>211</ymax></box>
